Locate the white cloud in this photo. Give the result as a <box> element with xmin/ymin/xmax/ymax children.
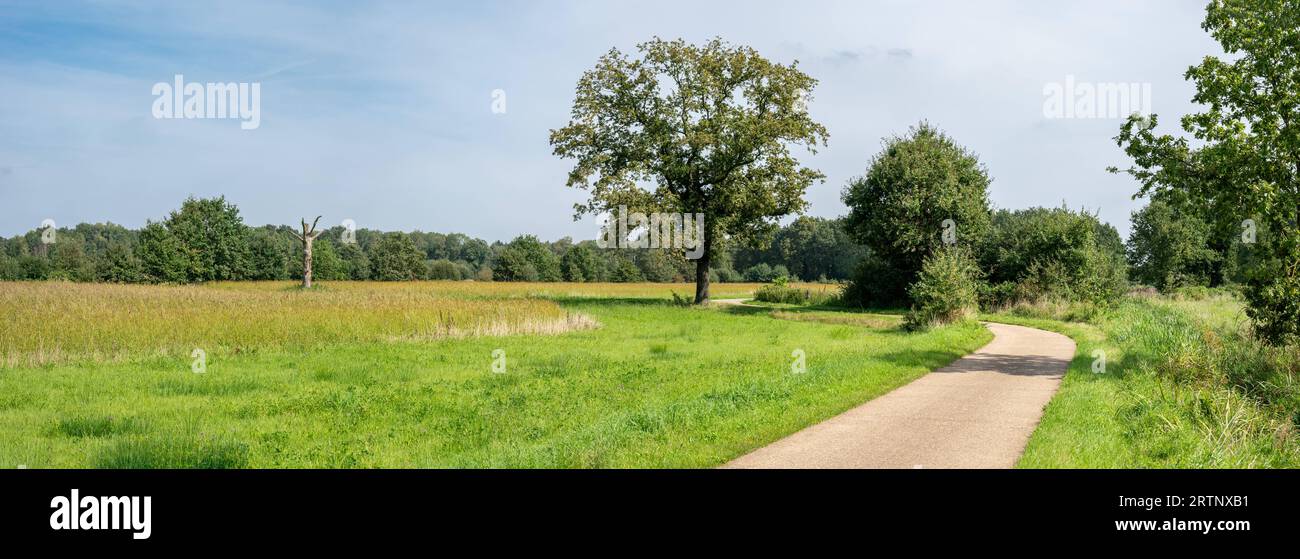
<box><xmin>0</xmin><ymin>0</ymin><xmax>1222</xmax><ymax>240</ymax></box>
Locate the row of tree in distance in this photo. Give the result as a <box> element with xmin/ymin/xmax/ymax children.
<box><xmin>0</xmin><ymin>197</ymin><xmax>866</xmax><ymax>285</ymax></box>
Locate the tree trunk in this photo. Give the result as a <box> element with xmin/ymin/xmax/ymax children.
<box><xmin>302</xmin><ymin>236</ymin><xmax>314</xmax><ymax>289</ymax></box>
<box><xmin>693</xmin><ymin>230</ymin><xmax>713</xmax><ymax>304</ymax></box>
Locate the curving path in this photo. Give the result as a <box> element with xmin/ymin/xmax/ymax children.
<box><xmin>724</xmin><ymin>322</ymin><xmax>1076</xmax><ymax>469</ymax></box>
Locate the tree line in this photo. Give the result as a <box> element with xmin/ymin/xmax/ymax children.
<box><xmin>0</xmin><ymin>197</ymin><xmax>865</xmax><ymax>284</ymax></box>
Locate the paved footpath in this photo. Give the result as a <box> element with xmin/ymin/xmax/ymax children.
<box><xmin>724</xmin><ymin>322</ymin><xmax>1076</xmax><ymax>469</ymax></box>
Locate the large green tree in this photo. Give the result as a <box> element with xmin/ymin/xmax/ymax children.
<box><xmin>551</xmin><ymin>37</ymin><xmax>828</xmax><ymax>303</ymax></box>
<box><xmin>137</xmin><ymin>221</ymin><xmax>189</xmax><ymax>283</ymax></box>
<box><xmin>492</xmin><ymin>235</ymin><xmax>561</xmax><ymax>282</ymax></box>
<box><xmin>369</xmin><ymin>233</ymin><xmax>427</xmax><ymax>281</ymax></box>
<box><xmin>163</xmin><ymin>196</ymin><xmax>252</xmax><ymax>281</ymax></box>
<box><xmin>560</xmin><ymin>242</ymin><xmax>602</xmax><ymax>282</ymax></box>
<box><xmin>1112</xmin><ymin>0</ymin><xmax>1300</xmax><ymax>343</ymax></box>
<box><xmin>842</xmin><ymin>123</ymin><xmax>993</xmax><ymax>305</ymax></box>
<box><xmin>1126</xmin><ymin>200</ymin><xmax>1221</xmax><ymax>291</ymax></box>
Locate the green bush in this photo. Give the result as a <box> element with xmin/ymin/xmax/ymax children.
<box><xmin>903</xmin><ymin>248</ymin><xmax>981</xmax><ymax>330</ymax></box>
<box><xmin>1244</xmin><ymin>265</ymin><xmax>1300</xmax><ymax>345</ymax></box>
<box><xmin>753</xmin><ymin>281</ymin><xmax>837</xmax><ymax>305</ymax></box>
<box><xmin>743</xmin><ymin>263</ymin><xmax>775</xmax><ymax>282</ymax></box>
<box><xmin>981</xmin><ymin>206</ymin><xmax>1127</xmax><ymax>306</ymax></box>
<box><xmin>711</xmin><ymin>267</ymin><xmax>742</xmax><ymax>283</ymax></box>
<box><xmin>427</xmin><ymin>258</ymin><xmax>474</xmax><ymax>280</ymax></box>
<box><xmin>978</xmin><ymin>281</ymin><xmax>1018</xmax><ymax>310</ymax></box>
<box><xmin>840</xmin><ymin>253</ymin><xmax>910</xmax><ymax>308</ymax></box>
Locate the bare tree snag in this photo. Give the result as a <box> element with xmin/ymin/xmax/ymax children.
<box><xmin>290</xmin><ymin>216</ymin><xmax>323</xmax><ymax>288</ymax></box>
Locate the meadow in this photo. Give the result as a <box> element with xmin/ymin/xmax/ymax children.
<box><xmin>0</xmin><ymin>280</ymin><xmax>981</xmax><ymax>468</ymax></box>
<box><xmin>999</xmin><ymin>293</ymin><xmax>1300</xmax><ymax>468</ymax></box>
<box><xmin>5</xmin><ymin>280</ymin><xmax>1291</xmax><ymax>469</ymax></box>
<box><xmin>1</xmin><ymin>281</ymin><xmax>833</xmax><ymax>368</ymax></box>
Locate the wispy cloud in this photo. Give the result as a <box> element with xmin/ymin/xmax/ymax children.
<box><xmin>0</xmin><ymin>0</ymin><xmax>1219</xmax><ymax>240</ymax></box>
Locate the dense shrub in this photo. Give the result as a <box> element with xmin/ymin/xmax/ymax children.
<box><xmin>980</xmin><ymin>206</ymin><xmax>1127</xmax><ymax>307</ymax></box>
<box><xmin>842</xmin><ymin>122</ymin><xmax>993</xmax><ymax>305</ymax></box>
<box><xmin>978</xmin><ymin>281</ymin><xmax>1017</xmax><ymax>310</ymax></box>
<box><xmin>743</xmin><ymin>263</ymin><xmax>775</xmax><ymax>282</ymax></box>
<box><xmin>840</xmin><ymin>253</ymin><xmax>911</xmax><ymax>308</ymax></box>
<box><xmin>903</xmin><ymin>248</ymin><xmax>981</xmax><ymax>330</ymax></box>
<box><xmin>1244</xmin><ymin>263</ymin><xmax>1300</xmax><ymax>345</ymax></box>
<box><xmin>491</xmin><ymin>248</ymin><xmax>538</xmax><ymax>281</ymax></box>
<box><xmin>427</xmin><ymin>258</ymin><xmax>475</xmax><ymax>280</ymax></box>
<box><xmin>709</xmin><ymin>267</ymin><xmax>742</xmax><ymax>283</ymax></box>
<box><xmin>162</xmin><ymin>196</ymin><xmax>253</xmax><ymax>281</ymax></box>
<box><xmin>753</xmin><ymin>280</ymin><xmax>838</xmax><ymax>305</ymax></box>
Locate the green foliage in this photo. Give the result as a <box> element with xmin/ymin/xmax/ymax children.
<box><xmin>337</xmin><ymin>242</ymin><xmax>370</xmax><ymax>280</ymax></box>
<box><xmin>514</xmin><ymin>235</ymin><xmax>561</xmax><ymax>281</ymax></box>
<box><xmin>369</xmin><ymin>233</ymin><xmax>426</xmax><ymax>281</ymax></box>
<box><xmin>742</xmin><ymin>263</ymin><xmax>775</xmax><ymax>282</ymax></box>
<box><xmin>16</xmin><ymin>255</ymin><xmax>50</xmax><ymax>280</ymax></box>
<box><xmin>492</xmin><ymin>235</ymin><xmax>561</xmax><ymax>282</ymax></box>
<box><xmin>1111</xmin><ymin>0</ymin><xmax>1300</xmax><ymax>344</ymax></box>
<box><xmin>609</xmin><ymin>257</ymin><xmax>643</xmax><ymax>282</ymax></box>
<box><xmin>137</xmin><ymin>222</ymin><xmax>189</xmax><ymax>283</ymax></box>
<box><xmin>48</xmin><ymin>237</ymin><xmax>95</xmax><ymax>281</ymax></box>
<box><xmin>491</xmin><ymin>248</ymin><xmax>538</xmax><ymax>282</ymax></box>
<box><xmin>1127</xmin><ymin>200</ymin><xmax>1220</xmax><ymax>291</ymax></box>
<box><xmin>96</xmin><ymin>241</ymin><xmax>143</xmax><ymax>283</ymax></box>
<box><xmin>551</xmin><ymin>37</ymin><xmax>829</xmax><ymax>302</ymax></box>
<box><xmin>903</xmin><ymin>247</ymin><xmax>981</xmax><ymax>331</ymax></box>
<box><xmin>732</xmin><ymin>216</ymin><xmax>866</xmax><ymax>281</ymax></box>
<box><xmin>753</xmin><ymin>281</ymin><xmax>838</xmax><ymax>305</ymax></box>
<box><xmin>1244</xmin><ymin>270</ymin><xmax>1300</xmax><ymax>344</ymax></box>
<box><xmin>842</xmin><ymin>122</ymin><xmax>992</xmax><ymax>305</ymax></box>
<box><xmin>980</xmin><ymin>206</ymin><xmax>1127</xmax><ymax>307</ymax></box>
<box><xmin>427</xmin><ymin>259</ymin><xmax>474</xmax><ymax>280</ymax></box>
<box><xmin>634</xmin><ymin>250</ymin><xmax>681</xmax><ymax>283</ymax></box>
<box><xmin>841</xmin><ymin>253</ymin><xmax>911</xmax><ymax>308</ymax></box>
<box><xmin>560</xmin><ymin>243</ymin><xmax>601</xmax><ymax>282</ymax></box>
<box><xmin>163</xmin><ymin>196</ymin><xmax>252</xmax><ymax>281</ymax></box>
<box><xmin>0</xmin><ymin>251</ymin><xmax>17</xmax><ymax>280</ymax></box>
<box><xmin>247</xmin><ymin>227</ymin><xmax>290</xmax><ymax>280</ymax></box>
<box><xmin>310</xmin><ymin>239</ymin><xmax>347</xmax><ymax>281</ymax></box>
<box><xmin>710</xmin><ymin>267</ymin><xmax>742</xmax><ymax>283</ymax></box>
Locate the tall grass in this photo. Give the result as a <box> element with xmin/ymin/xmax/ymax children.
<box><xmin>0</xmin><ymin>282</ymin><xmax>597</xmax><ymax>367</ymax></box>
<box><xmin>203</xmin><ymin>280</ymin><xmax>822</xmax><ymax>300</ymax></box>
<box><xmin>995</xmin><ymin>294</ymin><xmax>1300</xmax><ymax>467</ymax></box>
<box><xmin>752</xmin><ymin>283</ymin><xmax>841</xmax><ymax>305</ymax></box>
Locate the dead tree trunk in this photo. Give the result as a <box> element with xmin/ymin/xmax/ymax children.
<box><xmin>291</xmin><ymin>216</ymin><xmax>323</xmax><ymax>288</ymax></box>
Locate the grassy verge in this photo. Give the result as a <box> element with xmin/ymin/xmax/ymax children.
<box><xmin>0</xmin><ymin>285</ymin><xmax>988</xmax><ymax>468</ymax></box>
<box><xmin>988</xmin><ymin>295</ymin><xmax>1300</xmax><ymax>468</ymax></box>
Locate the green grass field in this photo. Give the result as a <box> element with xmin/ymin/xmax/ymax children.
<box><xmin>5</xmin><ymin>280</ymin><xmax>1293</xmax><ymax>469</ymax></box>
<box><xmin>998</xmin><ymin>294</ymin><xmax>1300</xmax><ymax>468</ymax></box>
<box><xmin>0</xmin><ymin>281</ymin><xmax>987</xmax><ymax>468</ymax></box>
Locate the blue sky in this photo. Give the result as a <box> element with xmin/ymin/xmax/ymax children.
<box><xmin>0</xmin><ymin>0</ymin><xmax>1220</xmax><ymax>240</ymax></box>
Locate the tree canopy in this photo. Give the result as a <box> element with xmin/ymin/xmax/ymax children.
<box><xmin>1112</xmin><ymin>0</ymin><xmax>1300</xmax><ymax>343</ymax></box>
<box><xmin>841</xmin><ymin>122</ymin><xmax>993</xmax><ymax>305</ymax></box>
<box><xmin>551</xmin><ymin>37</ymin><xmax>828</xmax><ymax>302</ymax></box>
